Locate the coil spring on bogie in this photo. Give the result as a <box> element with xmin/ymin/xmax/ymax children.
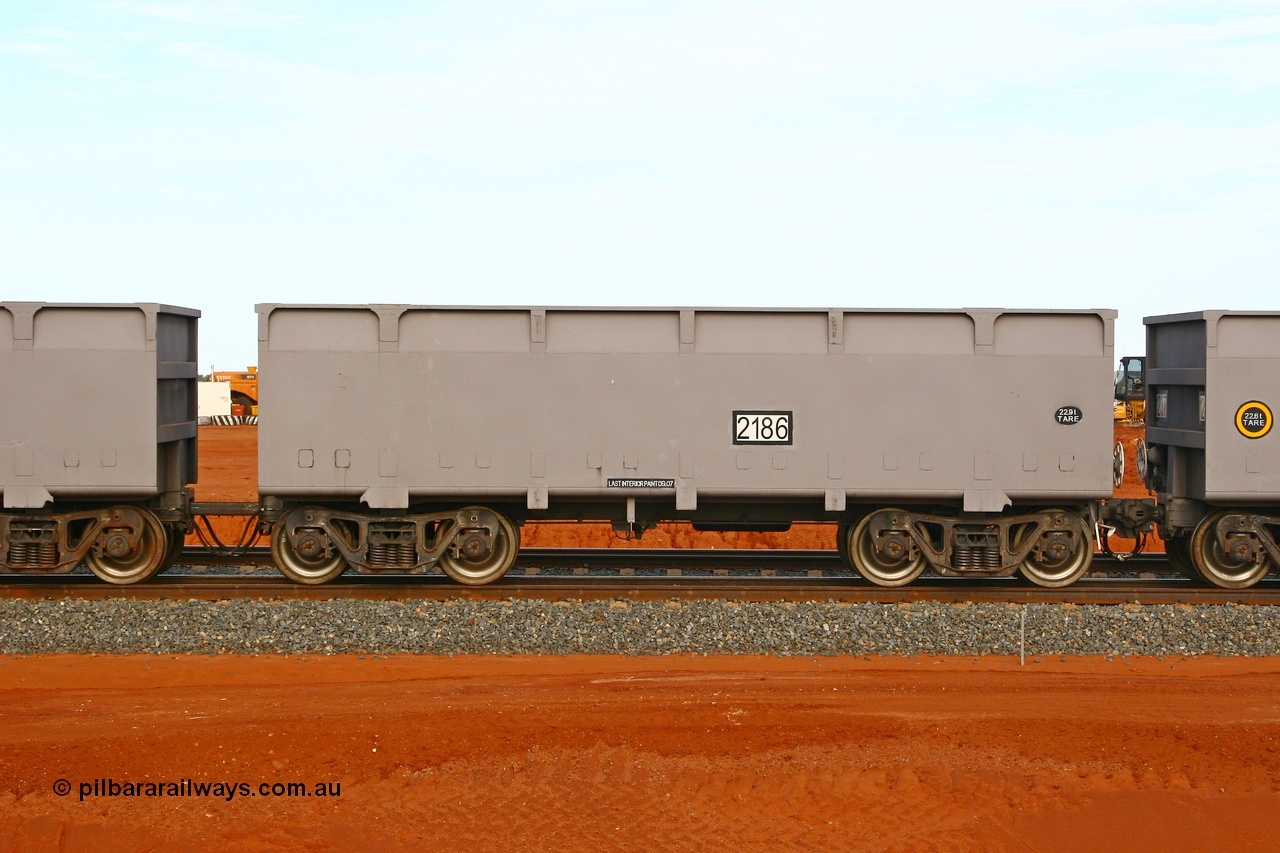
<box><xmin>5</xmin><ymin>541</ymin><xmax>59</xmax><ymax>568</ymax></box>
<box><xmin>953</xmin><ymin>545</ymin><xmax>1001</xmax><ymax>570</ymax></box>
<box><xmin>367</xmin><ymin>542</ymin><xmax>416</xmax><ymax>569</ymax></box>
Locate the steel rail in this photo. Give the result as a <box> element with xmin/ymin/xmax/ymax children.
<box><xmin>172</xmin><ymin>546</ymin><xmax>1169</xmax><ymax>572</ymax></box>
<box><xmin>3</xmin><ymin>573</ymin><xmax>1279</xmax><ymax>604</ymax></box>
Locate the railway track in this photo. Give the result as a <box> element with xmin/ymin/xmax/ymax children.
<box><xmin>3</xmin><ymin>548</ymin><xmax>1279</xmax><ymax>604</ymax></box>
<box><xmin>170</xmin><ymin>546</ymin><xmax>1167</xmax><ymax>572</ymax></box>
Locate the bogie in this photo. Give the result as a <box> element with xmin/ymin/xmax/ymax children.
<box><xmin>268</xmin><ymin>505</ymin><xmax>519</xmax><ymax>586</ymax></box>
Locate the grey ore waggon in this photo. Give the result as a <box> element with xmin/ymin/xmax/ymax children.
<box><xmin>7</xmin><ymin>300</ymin><xmax>1244</xmax><ymax>590</ymax></box>
<box><xmin>1139</xmin><ymin>311</ymin><xmax>1280</xmax><ymax>589</ymax></box>
<box><xmin>0</xmin><ymin>303</ymin><xmax>198</xmax><ymax>583</ymax></box>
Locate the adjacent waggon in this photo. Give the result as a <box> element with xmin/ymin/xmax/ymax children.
<box><xmin>1140</xmin><ymin>311</ymin><xmax>1280</xmax><ymax>588</ymax></box>
<box><xmin>0</xmin><ymin>302</ymin><xmax>198</xmax><ymax>583</ymax></box>
<box><xmin>7</xmin><ymin>300</ymin><xmax>1275</xmax><ymax>590</ymax></box>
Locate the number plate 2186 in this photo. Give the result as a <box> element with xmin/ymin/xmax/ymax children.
<box><xmin>733</xmin><ymin>411</ymin><xmax>793</xmax><ymax>445</ymax></box>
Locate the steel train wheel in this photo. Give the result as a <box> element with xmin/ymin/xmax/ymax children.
<box><xmin>84</xmin><ymin>506</ymin><xmax>168</xmax><ymax>585</ymax></box>
<box><xmin>1015</xmin><ymin>512</ymin><xmax>1093</xmax><ymax>589</ymax></box>
<box><xmin>845</xmin><ymin>509</ymin><xmax>927</xmax><ymax>587</ymax></box>
<box><xmin>835</xmin><ymin>523</ymin><xmax>851</xmax><ymax>566</ymax></box>
<box><xmin>439</xmin><ymin>508</ymin><xmax>519</xmax><ymax>586</ymax></box>
<box><xmin>1135</xmin><ymin>438</ymin><xmax>1149</xmax><ymax>485</ymax></box>
<box><xmin>1188</xmin><ymin>511</ymin><xmax>1271</xmax><ymax>589</ymax></box>
<box><xmin>271</xmin><ymin>507</ymin><xmax>347</xmax><ymax>585</ymax></box>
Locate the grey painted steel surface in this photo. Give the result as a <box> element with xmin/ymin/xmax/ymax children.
<box><xmin>257</xmin><ymin>305</ymin><xmax>1116</xmax><ymax>518</ymax></box>
<box><xmin>0</xmin><ymin>303</ymin><xmax>200</xmax><ymax>508</ymax></box>
<box><xmin>1145</xmin><ymin>310</ymin><xmax>1280</xmax><ymax>503</ymax></box>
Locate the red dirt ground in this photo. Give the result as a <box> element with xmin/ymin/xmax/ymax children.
<box><xmin>3</xmin><ymin>655</ymin><xmax>1279</xmax><ymax>850</ymax></box>
<box><xmin>6</xmin><ymin>424</ymin><xmax>1271</xmax><ymax>850</ymax></box>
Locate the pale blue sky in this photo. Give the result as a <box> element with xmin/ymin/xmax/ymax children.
<box><xmin>3</xmin><ymin>1</ymin><xmax>1277</xmax><ymax>370</ymax></box>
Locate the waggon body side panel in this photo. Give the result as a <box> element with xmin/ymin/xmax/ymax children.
<box><xmin>1146</xmin><ymin>310</ymin><xmax>1280</xmax><ymax>503</ymax></box>
<box><xmin>0</xmin><ymin>303</ymin><xmax>200</xmax><ymax>508</ymax></box>
<box><xmin>257</xmin><ymin>305</ymin><xmax>1115</xmax><ymax>515</ymax></box>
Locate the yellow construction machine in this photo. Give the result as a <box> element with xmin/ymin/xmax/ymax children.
<box><xmin>1113</xmin><ymin>355</ymin><xmax>1145</xmax><ymax>424</ymax></box>
<box><xmin>210</xmin><ymin>365</ymin><xmax>259</xmax><ymax>416</ymax></box>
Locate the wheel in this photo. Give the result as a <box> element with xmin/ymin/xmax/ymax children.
<box><xmin>1112</xmin><ymin>441</ymin><xmax>1125</xmax><ymax>490</ymax></box>
<box><xmin>845</xmin><ymin>508</ymin><xmax>927</xmax><ymax>587</ymax></box>
<box><xmin>1016</xmin><ymin>511</ymin><xmax>1093</xmax><ymax>588</ymax></box>
<box><xmin>1189</xmin><ymin>511</ymin><xmax>1271</xmax><ymax>589</ymax></box>
<box><xmin>271</xmin><ymin>508</ymin><xmax>347</xmax><ymax>585</ymax></box>
<box><xmin>835</xmin><ymin>522</ymin><xmax>851</xmax><ymax>565</ymax></box>
<box><xmin>84</xmin><ymin>506</ymin><xmax>168</xmax><ymax>585</ymax></box>
<box><xmin>440</xmin><ymin>508</ymin><xmax>519</xmax><ymax>585</ymax></box>
<box><xmin>1135</xmin><ymin>438</ymin><xmax>1149</xmax><ymax>486</ymax></box>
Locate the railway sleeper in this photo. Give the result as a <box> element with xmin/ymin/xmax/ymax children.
<box><xmin>270</xmin><ymin>504</ymin><xmax>519</xmax><ymax>585</ymax></box>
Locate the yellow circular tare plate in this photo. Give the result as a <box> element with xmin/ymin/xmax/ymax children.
<box><xmin>1236</xmin><ymin>401</ymin><xmax>1273</xmax><ymax>439</ymax></box>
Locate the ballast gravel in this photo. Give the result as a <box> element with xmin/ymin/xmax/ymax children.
<box><xmin>2</xmin><ymin>599</ymin><xmax>1280</xmax><ymax>656</ymax></box>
